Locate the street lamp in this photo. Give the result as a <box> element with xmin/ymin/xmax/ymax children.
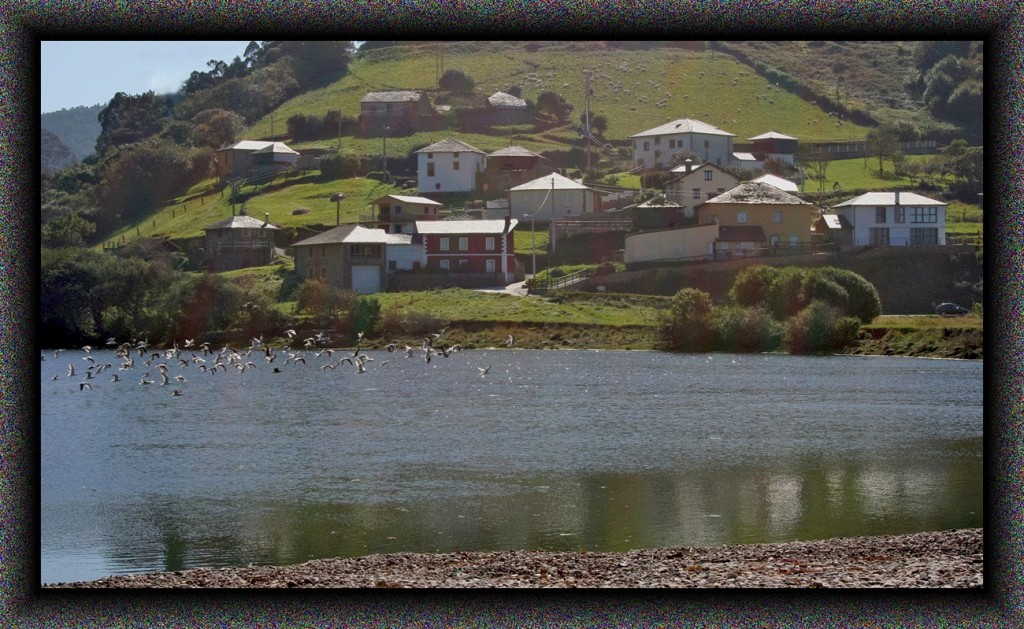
<box><xmin>331</xmin><ymin>192</ymin><xmax>345</xmax><ymax>226</ymax></box>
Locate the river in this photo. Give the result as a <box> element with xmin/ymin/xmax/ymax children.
<box><xmin>40</xmin><ymin>347</ymin><xmax>983</xmax><ymax>584</ymax></box>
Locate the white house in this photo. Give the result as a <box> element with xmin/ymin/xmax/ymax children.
<box><xmin>415</xmin><ymin>137</ymin><xmax>487</xmax><ymax>193</ymax></box>
<box><xmin>831</xmin><ymin>191</ymin><xmax>947</xmax><ymax>246</ymax></box>
<box><xmin>624</xmin><ymin>223</ymin><xmax>720</xmax><ymax>265</ymax></box>
<box><xmin>630</xmin><ymin>118</ymin><xmax>736</xmax><ymax>171</ymax></box>
<box><xmin>507</xmin><ymin>172</ymin><xmax>601</xmax><ymax>221</ymax></box>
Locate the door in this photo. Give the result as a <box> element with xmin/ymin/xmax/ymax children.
<box><xmin>351</xmin><ymin>265</ymin><xmax>381</xmax><ymax>294</ymax></box>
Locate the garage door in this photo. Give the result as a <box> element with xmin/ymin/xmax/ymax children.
<box><xmin>351</xmin><ymin>265</ymin><xmax>381</xmax><ymax>294</ymax></box>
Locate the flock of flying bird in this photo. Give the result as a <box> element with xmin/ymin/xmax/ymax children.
<box><xmin>44</xmin><ymin>329</ymin><xmax>516</xmax><ymax>395</ymax></box>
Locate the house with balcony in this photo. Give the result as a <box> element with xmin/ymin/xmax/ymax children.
<box><xmin>630</xmin><ymin>118</ymin><xmax>736</xmax><ymax>171</ymax></box>
<box><xmin>829</xmin><ymin>191</ymin><xmax>947</xmax><ymax>246</ymax></box>
<box><xmin>201</xmin><ymin>213</ymin><xmax>280</xmax><ymax>271</ymax></box>
<box><xmin>696</xmin><ymin>182</ymin><xmax>815</xmax><ymax>256</ymax></box>
<box><xmin>291</xmin><ymin>224</ymin><xmax>394</xmax><ymax>294</ymax></box>
<box><xmin>747</xmin><ymin>131</ymin><xmax>798</xmax><ymax>165</ymax></box>
<box><xmin>369</xmin><ymin>194</ymin><xmax>445</xmax><ymax>234</ymax></box>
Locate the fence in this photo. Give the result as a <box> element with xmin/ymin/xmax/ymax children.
<box><xmin>528</xmin><ymin>268</ymin><xmax>594</xmax><ymax>293</ymax></box>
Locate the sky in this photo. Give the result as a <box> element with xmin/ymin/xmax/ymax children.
<box><xmin>40</xmin><ymin>41</ymin><xmax>254</xmax><ymax>113</ymax></box>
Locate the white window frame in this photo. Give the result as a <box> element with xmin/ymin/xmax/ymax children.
<box><xmin>772</xmin><ymin>211</ymin><xmax>783</xmax><ymax>224</ymax></box>
<box><xmin>458</xmin><ymin>237</ymin><xmax>469</xmax><ymax>251</ymax></box>
<box><xmin>737</xmin><ymin>212</ymin><xmax>748</xmax><ymax>223</ymax></box>
<box><xmin>439</xmin><ymin>237</ymin><xmax>450</xmax><ymax>251</ymax></box>
<box><xmin>704</xmin><ymin>170</ymin><xmax>713</xmax><ymax>181</ymax></box>
<box><xmin>439</xmin><ymin>259</ymin><xmax>450</xmax><ymax>271</ymax></box>
<box><xmin>485</xmin><ymin>237</ymin><xmax>496</xmax><ymax>251</ymax></box>
<box><xmin>486</xmin><ymin>259</ymin><xmax>496</xmax><ymax>273</ymax></box>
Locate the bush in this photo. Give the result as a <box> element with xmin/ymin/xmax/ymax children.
<box><xmin>660</xmin><ymin>288</ymin><xmax>714</xmax><ymax>352</ymax></box>
<box><xmin>785</xmin><ymin>301</ymin><xmax>861</xmax><ymax>354</ymax></box>
<box><xmin>319</xmin><ymin>153</ymin><xmax>363</xmax><ymax>180</ymax></box>
<box><xmin>815</xmin><ymin>267</ymin><xmax>882</xmax><ymax>323</ymax></box>
<box><xmin>713</xmin><ymin>306</ymin><xmax>783</xmax><ymax>352</ymax></box>
<box><xmin>766</xmin><ymin>267</ymin><xmax>808</xmax><ymax>319</ymax></box>
<box><xmin>730</xmin><ymin>265</ymin><xmax>781</xmax><ymax>307</ymax></box>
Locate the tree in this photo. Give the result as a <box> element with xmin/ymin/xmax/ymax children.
<box><xmin>42</xmin><ymin>212</ymin><xmax>96</xmax><ymax>248</ymax></box>
<box><xmin>660</xmin><ymin>288</ymin><xmax>715</xmax><ymax>352</ymax></box>
<box><xmin>191</xmin><ymin>108</ymin><xmax>245</xmax><ymax>148</ymax></box>
<box><xmin>95</xmin><ymin>91</ymin><xmax>171</xmax><ymax>156</ymax></box>
<box><xmin>796</xmin><ymin>145</ymin><xmax>832</xmax><ymax>199</ymax></box>
<box><xmin>866</xmin><ymin>123</ymin><xmax>900</xmax><ymax>176</ymax></box>
<box><xmin>438</xmin><ymin>69</ymin><xmax>475</xmax><ymax>94</ymax></box>
<box><xmin>535</xmin><ymin>91</ymin><xmax>574</xmax><ymax>123</ymax></box>
<box><xmin>580</xmin><ymin>112</ymin><xmax>608</xmax><ymax>137</ymax></box>
<box><xmin>97</xmin><ymin>137</ymin><xmax>193</xmax><ymax>226</ymax></box>
<box><xmin>785</xmin><ymin>301</ymin><xmax>861</xmax><ymax>354</ymax></box>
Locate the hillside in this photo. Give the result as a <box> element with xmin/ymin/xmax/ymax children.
<box><xmin>40</xmin><ymin>103</ymin><xmax>104</xmax><ymax>161</ymax></box>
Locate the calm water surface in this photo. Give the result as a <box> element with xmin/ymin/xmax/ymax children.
<box><xmin>40</xmin><ymin>349</ymin><xmax>983</xmax><ymax>584</ymax></box>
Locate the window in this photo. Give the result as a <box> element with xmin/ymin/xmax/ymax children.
<box><xmin>453</xmin><ymin>161</ymin><xmax>460</xmax><ymax>171</ymax></box>
<box><xmin>439</xmin><ymin>237</ymin><xmax>450</xmax><ymax>251</ymax></box>
<box><xmin>453</xmin><ymin>152</ymin><xmax>460</xmax><ymax>158</ymax></box>
<box><xmin>668</xmin><ymin>139</ymin><xmax>676</xmax><ymax>149</ymax></box>
<box><xmin>654</xmin><ymin>137</ymin><xmax>660</xmax><ymax>145</ymax></box>
<box><xmin>894</xmin><ymin>206</ymin><xmax>905</xmax><ymax>223</ymax></box>
<box><xmin>458</xmin><ymin>237</ymin><xmax>468</xmax><ymax>251</ymax></box>
<box><xmin>789</xmin><ymin>235</ymin><xmax>799</xmax><ymax>246</ymax></box>
<box><xmin>388</xmin><ymin>261</ymin><xmax>397</xmax><ymax>270</ymax></box>
<box><xmin>704</xmin><ymin>170</ymin><xmax>713</xmax><ymax>181</ymax></box>
<box><xmin>910</xmin><ymin>228</ymin><xmax>938</xmax><ymax>245</ymax></box>
<box><xmin>485</xmin><ymin>237</ymin><xmax>495</xmax><ymax>251</ymax></box>
<box><xmin>869</xmin><ymin>227</ymin><xmax>890</xmax><ymax>245</ymax></box>
<box><xmin>439</xmin><ymin>260</ymin><xmax>450</xmax><ymax>271</ymax></box>
<box><xmin>704</xmin><ymin>140</ymin><xmax>710</xmax><ymax>148</ymax></box>
<box><xmin>394</xmin><ymin>205</ymin><xmax>402</xmax><ymax>214</ymax></box>
<box><xmin>772</xmin><ymin>211</ymin><xmax>783</xmax><ymax>224</ymax></box>
<box><xmin>875</xmin><ymin>207</ymin><xmax>887</xmax><ymax>223</ymax></box>
<box><xmin>692</xmin><ymin>188</ymin><xmax>701</xmax><ymax>199</ymax></box>
<box><xmin>426</xmin><ymin>152</ymin><xmax>433</xmax><ymax>159</ymax></box>
<box><xmin>427</xmin><ymin>162</ymin><xmax>435</xmax><ymax>177</ymax></box>
<box><xmin>737</xmin><ymin>212</ymin><xmax>748</xmax><ymax>223</ymax></box>
<box><xmin>654</xmin><ymin>150</ymin><xmax>661</xmax><ymax>158</ymax></box>
<box><xmin>911</xmin><ymin>207</ymin><xmax>938</xmax><ymax>223</ymax></box>
<box><xmin>643</xmin><ymin>141</ymin><xmax>650</xmax><ymax>151</ymax></box>
<box><xmin>486</xmin><ymin>259</ymin><xmax>496</xmax><ymax>273</ymax></box>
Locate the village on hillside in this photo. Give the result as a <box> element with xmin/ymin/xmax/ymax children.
<box><xmin>200</xmin><ymin>86</ymin><xmax>966</xmax><ymax>296</ymax></box>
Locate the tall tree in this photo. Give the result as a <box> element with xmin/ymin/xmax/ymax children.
<box><xmin>95</xmin><ymin>91</ymin><xmax>171</xmax><ymax>156</ymax></box>
<box><xmin>41</xmin><ymin>128</ymin><xmax>74</xmax><ymax>174</ymax></box>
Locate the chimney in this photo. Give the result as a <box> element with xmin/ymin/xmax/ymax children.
<box><xmin>894</xmin><ymin>190</ymin><xmax>900</xmax><ymax>206</ymax></box>
<box><xmin>262</xmin><ymin>212</ymin><xmax>269</xmax><ymax>228</ymax></box>
<box><xmin>685</xmin><ymin>158</ymin><xmax>693</xmax><ymax>173</ymax></box>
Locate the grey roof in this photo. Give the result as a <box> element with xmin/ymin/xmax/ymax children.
<box><xmin>637</xmin><ymin>195</ymin><xmax>684</xmax><ymax>209</ymax></box>
<box><xmin>415</xmin><ymin>219</ymin><xmax>518</xmax><ymax>234</ymax></box>
<box><xmin>701</xmin><ymin>182</ymin><xmax>810</xmax><ymax>205</ymax></box>
<box><xmin>203</xmin><ymin>215</ymin><xmax>280</xmax><ymax>231</ymax></box>
<box><xmin>630</xmin><ymin>118</ymin><xmax>735</xmax><ymax>139</ymax></box>
<box><xmin>361</xmin><ymin>90</ymin><xmax>423</xmax><ymax>103</ymax></box>
<box><xmin>415</xmin><ymin>138</ymin><xmax>486</xmax><ymax>155</ymax></box>
<box><xmin>251</xmin><ymin>142</ymin><xmax>299</xmax><ymax>155</ymax></box>
<box><xmin>488</xmin><ymin>145</ymin><xmax>542</xmax><ymax>158</ymax></box>
<box><xmin>748</xmin><ymin>131</ymin><xmax>798</xmax><ymax>141</ymax></box>
<box><xmin>487</xmin><ymin>91</ymin><xmax>528</xmax><ymax>108</ymax></box>
<box><xmin>508</xmin><ymin>171</ymin><xmax>592</xmax><ymax>192</ymax></box>
<box><xmin>216</xmin><ymin>140</ymin><xmax>275</xmax><ymax>152</ymax></box>
<box><xmin>750</xmin><ymin>173</ymin><xmax>799</xmax><ymax>192</ymax></box>
<box><xmin>832</xmin><ymin>191</ymin><xmax>945</xmax><ymax>207</ymax></box>
<box><xmin>820</xmin><ymin>214</ymin><xmax>853</xmax><ymax>230</ymax></box>
<box><xmin>371</xmin><ymin>194</ymin><xmax>444</xmax><ymax>206</ymax></box>
<box><xmin>732</xmin><ymin>152</ymin><xmax>758</xmax><ymax>162</ymax></box>
<box><xmin>291</xmin><ymin>224</ymin><xmax>391</xmax><ymax>247</ymax></box>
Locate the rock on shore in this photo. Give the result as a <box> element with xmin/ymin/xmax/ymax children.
<box><xmin>44</xmin><ymin>528</ymin><xmax>982</xmax><ymax>589</ymax></box>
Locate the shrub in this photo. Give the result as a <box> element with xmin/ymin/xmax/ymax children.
<box><xmin>713</xmin><ymin>306</ymin><xmax>783</xmax><ymax>352</ymax></box>
<box><xmin>766</xmin><ymin>267</ymin><xmax>808</xmax><ymax>319</ymax></box>
<box><xmin>815</xmin><ymin>267</ymin><xmax>882</xmax><ymax>323</ymax></box>
<box><xmin>660</xmin><ymin>287</ymin><xmax>715</xmax><ymax>352</ymax></box>
<box><xmin>730</xmin><ymin>265</ymin><xmax>781</xmax><ymax>307</ymax></box>
<box><xmin>785</xmin><ymin>301</ymin><xmax>861</xmax><ymax>354</ymax></box>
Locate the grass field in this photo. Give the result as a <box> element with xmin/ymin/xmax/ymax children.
<box><xmin>245</xmin><ymin>42</ymin><xmax>872</xmax><ymax>149</ymax></box>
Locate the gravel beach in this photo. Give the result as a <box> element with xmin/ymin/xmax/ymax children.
<box><xmin>44</xmin><ymin>528</ymin><xmax>982</xmax><ymax>588</ymax></box>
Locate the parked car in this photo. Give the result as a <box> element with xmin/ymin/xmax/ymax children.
<box><xmin>935</xmin><ymin>302</ymin><xmax>970</xmax><ymax>316</ymax></box>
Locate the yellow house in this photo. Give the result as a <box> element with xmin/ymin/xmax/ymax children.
<box><xmin>696</xmin><ymin>182</ymin><xmax>815</xmax><ymax>255</ymax></box>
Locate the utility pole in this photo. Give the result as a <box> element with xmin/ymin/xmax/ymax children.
<box><xmin>382</xmin><ymin>125</ymin><xmax>389</xmax><ymax>183</ymax></box>
<box><xmin>584</xmin><ymin>72</ymin><xmax>592</xmax><ymax>175</ymax></box>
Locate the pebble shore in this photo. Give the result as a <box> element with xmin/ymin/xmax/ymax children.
<box><xmin>45</xmin><ymin>528</ymin><xmax>982</xmax><ymax>588</ymax></box>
